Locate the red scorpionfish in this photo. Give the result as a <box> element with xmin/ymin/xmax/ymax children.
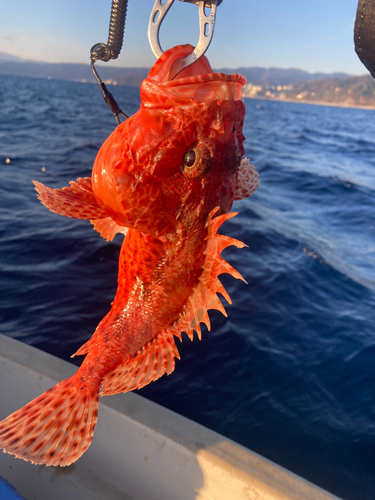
<box><xmin>0</xmin><ymin>45</ymin><xmax>259</xmax><ymax>466</ymax></box>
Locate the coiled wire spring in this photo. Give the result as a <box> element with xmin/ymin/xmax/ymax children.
<box><xmin>90</xmin><ymin>0</ymin><xmax>129</xmax><ymax>125</ymax></box>
<box><xmin>91</xmin><ymin>0</ymin><xmax>128</xmax><ymax>62</ymax></box>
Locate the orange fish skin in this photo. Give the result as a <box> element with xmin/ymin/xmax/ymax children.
<box><xmin>0</xmin><ymin>44</ymin><xmax>260</xmax><ymax>467</ymax></box>
<box><xmin>91</xmin><ymin>96</ymin><xmax>245</xmax><ymax>236</ymax></box>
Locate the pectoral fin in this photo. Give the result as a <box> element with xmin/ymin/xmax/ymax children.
<box><xmin>234</xmin><ymin>158</ymin><xmax>260</xmax><ymax>200</ymax></box>
<box><xmin>33</xmin><ymin>177</ymin><xmax>107</xmax><ymax>220</ymax></box>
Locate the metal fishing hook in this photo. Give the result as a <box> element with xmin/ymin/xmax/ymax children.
<box><xmin>90</xmin><ymin>0</ymin><xmax>129</xmax><ymax>125</ymax></box>
<box><xmin>148</xmin><ymin>0</ymin><xmax>223</xmax><ymax>80</ymax></box>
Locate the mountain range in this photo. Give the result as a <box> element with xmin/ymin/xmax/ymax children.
<box><xmin>242</xmin><ymin>75</ymin><xmax>375</xmax><ymax>108</ymax></box>
<box><xmin>1</xmin><ymin>52</ymin><xmax>372</xmax><ymax>108</ymax></box>
<box><xmin>0</xmin><ymin>51</ymin><xmax>351</xmax><ymax>87</ymax></box>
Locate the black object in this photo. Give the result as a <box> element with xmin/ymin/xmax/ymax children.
<box><xmin>355</xmin><ymin>0</ymin><xmax>375</xmax><ymax>77</ymax></box>
<box><xmin>98</xmin><ymin>81</ymin><xmax>128</xmax><ymax>122</ymax></box>
<box><xmin>91</xmin><ymin>61</ymin><xmax>128</xmax><ymax>125</ymax></box>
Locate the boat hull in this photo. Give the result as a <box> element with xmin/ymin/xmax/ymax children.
<box><xmin>0</xmin><ymin>334</ymin><xmax>341</xmax><ymax>500</ymax></box>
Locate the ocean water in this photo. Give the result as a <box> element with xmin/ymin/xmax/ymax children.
<box><xmin>0</xmin><ymin>74</ymin><xmax>374</xmax><ymax>500</ymax></box>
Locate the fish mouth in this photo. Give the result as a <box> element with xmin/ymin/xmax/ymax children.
<box><xmin>142</xmin><ymin>44</ymin><xmax>245</xmax><ymax>107</ymax></box>
<box><xmin>148</xmin><ymin>44</ymin><xmax>245</xmax><ymax>84</ymax></box>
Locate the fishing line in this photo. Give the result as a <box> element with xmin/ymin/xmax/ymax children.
<box><xmin>90</xmin><ymin>0</ymin><xmax>129</xmax><ymax>125</ymax></box>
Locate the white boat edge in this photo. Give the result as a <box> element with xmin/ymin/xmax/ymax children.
<box><xmin>0</xmin><ymin>333</ymin><xmax>342</xmax><ymax>500</ymax></box>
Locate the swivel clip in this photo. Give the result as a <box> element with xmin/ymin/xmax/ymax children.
<box><xmin>148</xmin><ymin>0</ymin><xmax>223</xmax><ymax>79</ymax></box>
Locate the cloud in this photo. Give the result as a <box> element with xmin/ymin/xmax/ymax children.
<box><xmin>0</xmin><ymin>35</ymin><xmax>16</xmax><ymax>41</ymax></box>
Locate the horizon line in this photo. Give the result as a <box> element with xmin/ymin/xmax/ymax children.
<box><xmin>0</xmin><ymin>51</ymin><xmax>365</xmax><ymax>77</ymax></box>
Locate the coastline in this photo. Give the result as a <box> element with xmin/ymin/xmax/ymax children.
<box><xmin>243</xmin><ymin>95</ymin><xmax>375</xmax><ymax>111</ymax></box>
<box><xmin>1</xmin><ymin>71</ymin><xmax>374</xmax><ymax>111</ymax></box>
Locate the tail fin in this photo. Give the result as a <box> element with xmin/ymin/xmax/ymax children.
<box><xmin>0</xmin><ymin>376</ymin><xmax>99</xmax><ymax>466</ymax></box>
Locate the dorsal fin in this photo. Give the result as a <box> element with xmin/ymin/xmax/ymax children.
<box><xmin>33</xmin><ymin>177</ymin><xmax>108</xmax><ymax>220</ymax></box>
<box><xmin>174</xmin><ymin>209</ymin><xmax>247</xmax><ymax>342</ymax></box>
<box><xmin>100</xmin><ymin>208</ymin><xmax>247</xmax><ymax>397</ymax></box>
<box><xmin>234</xmin><ymin>157</ymin><xmax>260</xmax><ymax>201</ymax></box>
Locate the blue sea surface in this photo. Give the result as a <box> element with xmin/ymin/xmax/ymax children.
<box><xmin>0</xmin><ymin>74</ymin><xmax>374</xmax><ymax>500</ymax></box>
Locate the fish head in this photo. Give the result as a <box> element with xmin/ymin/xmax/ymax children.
<box><xmin>92</xmin><ymin>44</ymin><xmax>246</xmax><ymax>238</ymax></box>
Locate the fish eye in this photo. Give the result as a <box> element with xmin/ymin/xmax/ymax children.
<box><xmin>183</xmin><ymin>147</ymin><xmax>200</xmax><ymax>170</ymax></box>
<box><xmin>182</xmin><ymin>143</ymin><xmax>212</xmax><ymax>179</ymax></box>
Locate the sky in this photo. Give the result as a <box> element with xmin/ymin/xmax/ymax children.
<box><xmin>0</xmin><ymin>0</ymin><xmax>367</xmax><ymax>75</ymax></box>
